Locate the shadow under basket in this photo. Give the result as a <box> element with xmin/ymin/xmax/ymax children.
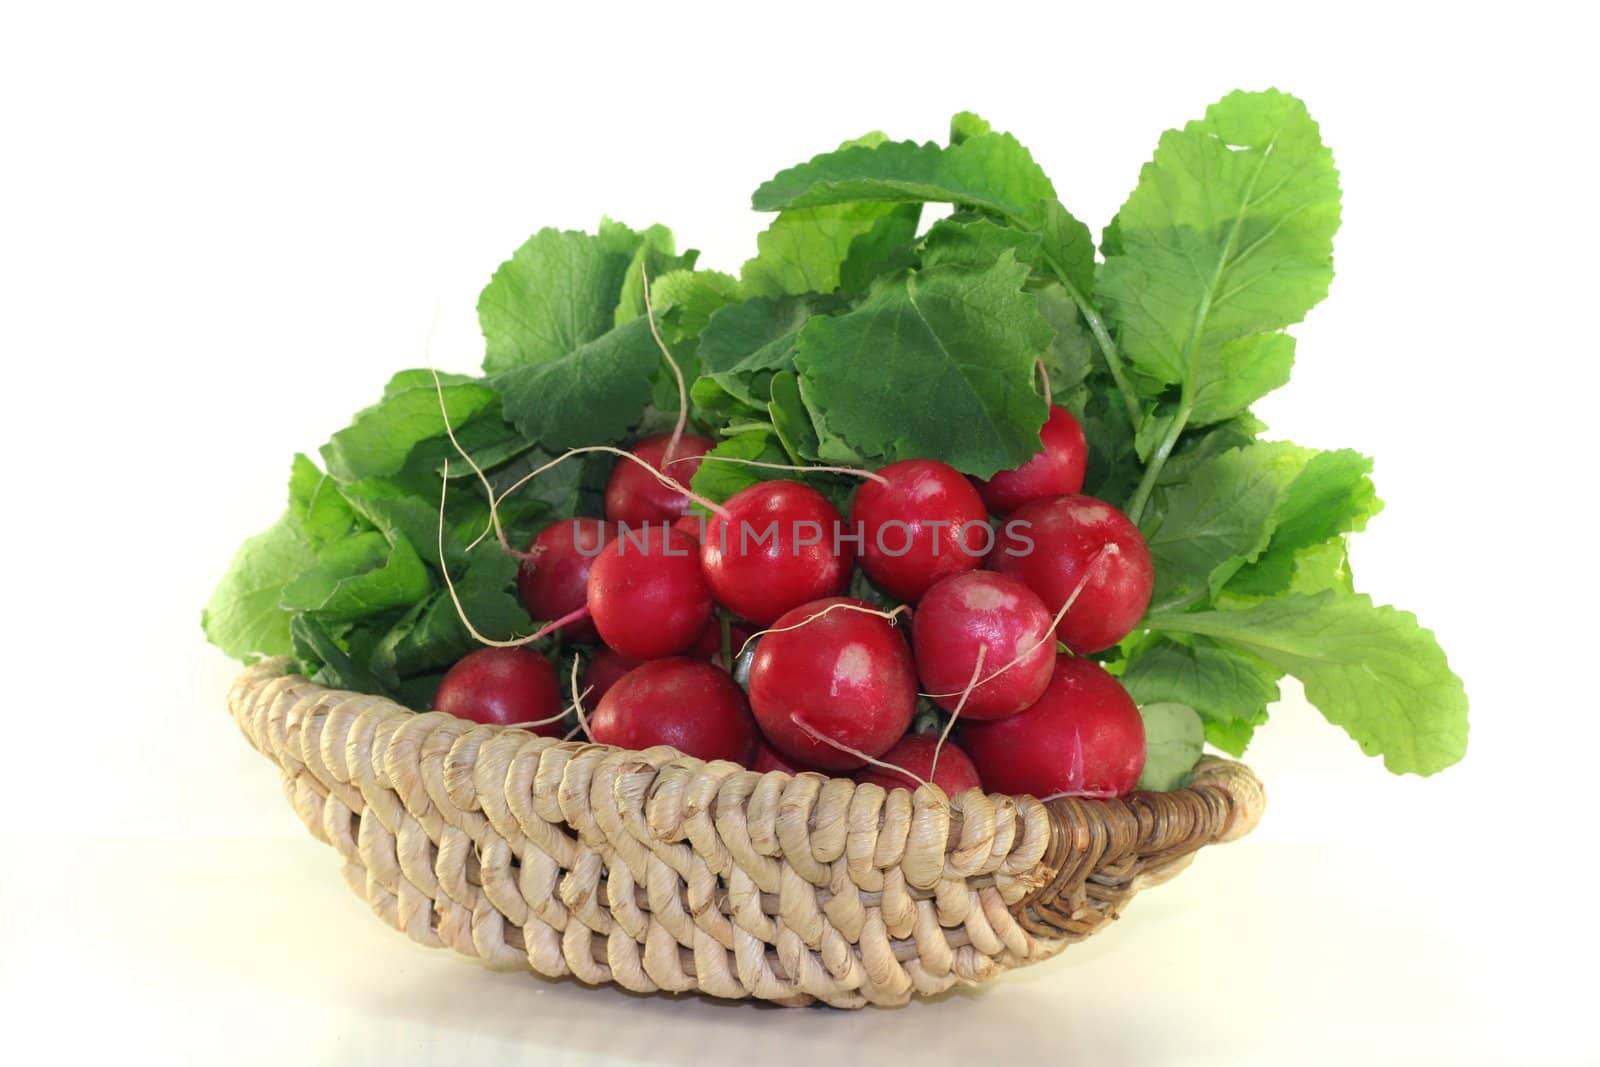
<box><xmin>229</xmin><ymin>658</ymin><xmax>1264</xmax><ymax>1008</ymax></box>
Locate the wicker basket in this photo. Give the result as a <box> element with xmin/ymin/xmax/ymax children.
<box><xmin>229</xmin><ymin>657</ymin><xmax>1264</xmax><ymax>1008</ymax></box>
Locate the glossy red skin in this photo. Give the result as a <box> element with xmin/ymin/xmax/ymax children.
<box><xmin>853</xmin><ymin>734</ymin><xmax>983</xmax><ymax>797</ymax></box>
<box><xmin>434</xmin><ymin>647</ymin><xmax>564</xmax><ymax>735</ymax></box>
<box><xmin>516</xmin><ymin>518</ymin><xmax>613</xmax><ymax>642</ymax></box>
<box><xmin>961</xmin><ymin>655</ymin><xmax>1145</xmax><ymax>798</ymax></box>
<box><xmin>850</xmin><ymin>459</ymin><xmax>988</xmax><ymax>603</ymax></box>
<box><xmin>989</xmin><ymin>495</ymin><xmax>1153</xmax><ymax>654</ymax></box>
<box><xmin>751</xmin><ymin>739</ymin><xmax>807</xmax><ymax>775</ymax></box>
<box><xmin>747</xmin><ymin>596</ymin><xmax>917</xmax><ymax>771</ymax></box>
<box><xmin>700</xmin><ymin>482</ymin><xmax>852</xmax><ymax>625</ymax></box>
<box><xmin>975</xmin><ymin>406</ymin><xmax>1089</xmax><ymax>515</ymax></box>
<box><xmin>589</xmin><ymin>658</ymin><xmax>758</xmax><ymax>764</ymax></box>
<box><xmin>912</xmin><ymin>571</ymin><xmax>1055</xmax><ymax>720</ymax></box>
<box><xmin>604</xmin><ymin>433</ymin><xmax>715</xmax><ymax>526</ymax></box>
<box><xmin>587</xmin><ymin>526</ymin><xmax>712</xmax><ymax>659</ymax></box>
<box><xmin>671</xmin><ymin>514</ymin><xmax>706</xmax><ymax>542</ymax></box>
<box><xmin>686</xmin><ymin>617</ymin><xmax>755</xmax><ymax>668</ymax></box>
<box><xmin>580</xmin><ymin>646</ymin><xmax>643</xmax><ymax>710</ymax></box>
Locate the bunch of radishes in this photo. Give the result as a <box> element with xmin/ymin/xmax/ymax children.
<box><xmin>433</xmin><ymin>403</ymin><xmax>1157</xmax><ymax>800</ymax></box>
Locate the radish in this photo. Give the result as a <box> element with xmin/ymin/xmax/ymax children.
<box><xmin>671</xmin><ymin>514</ymin><xmax>706</xmax><ymax>541</ymax></box>
<box><xmin>516</xmin><ymin>518</ymin><xmax>613</xmax><ymax>642</ymax></box>
<box><xmin>686</xmin><ymin>616</ymin><xmax>755</xmax><ymax>669</ymax></box>
<box><xmin>849</xmin><ymin>459</ymin><xmax>988</xmax><ymax>603</ymax></box>
<box><xmin>912</xmin><ymin>571</ymin><xmax>1055</xmax><ymax>719</ymax></box>
<box><xmin>960</xmin><ymin>655</ymin><xmax>1145</xmax><ymax>798</ymax></box>
<box><xmin>603</xmin><ymin>432</ymin><xmax>715</xmax><ymax>525</ymax></box>
<box><xmin>589</xmin><ymin>657</ymin><xmax>758</xmax><ymax>764</ymax></box>
<box><xmin>989</xmin><ymin>495</ymin><xmax>1153</xmax><ymax>653</ymax></box>
<box><xmin>434</xmin><ymin>646</ymin><xmax>565</xmax><ymax>734</ymax></box>
<box><xmin>700</xmin><ymin>482</ymin><xmax>852</xmax><ymax>625</ymax></box>
<box><xmin>974</xmin><ymin>405</ymin><xmax>1088</xmax><ymax>514</ymax></box>
<box><xmin>746</xmin><ymin>597</ymin><xmax>916</xmax><ymax>770</ymax></box>
<box><xmin>852</xmin><ymin>734</ymin><xmax>983</xmax><ymax>796</ymax></box>
<box><xmin>580</xmin><ymin>646</ymin><xmax>642</xmax><ymax>709</ymax></box>
<box><xmin>751</xmin><ymin>738</ymin><xmax>806</xmax><ymax>775</ymax></box>
<box><xmin>587</xmin><ymin>525</ymin><xmax>712</xmax><ymax>658</ymax></box>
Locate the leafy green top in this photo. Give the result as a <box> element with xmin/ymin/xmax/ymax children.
<box><xmin>203</xmin><ymin>90</ymin><xmax>1467</xmax><ymax>779</ymax></box>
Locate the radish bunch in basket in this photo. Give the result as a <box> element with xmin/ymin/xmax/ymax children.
<box><xmin>435</xmin><ymin>409</ymin><xmax>1156</xmax><ymax>800</ymax></box>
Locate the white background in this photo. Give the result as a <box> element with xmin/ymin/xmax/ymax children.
<box><xmin>3</xmin><ymin>2</ymin><xmax>1595</xmax><ymax>1064</ymax></box>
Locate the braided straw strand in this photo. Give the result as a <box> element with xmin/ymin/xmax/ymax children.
<box><xmin>227</xmin><ymin>659</ymin><xmax>1263</xmax><ymax>1008</ymax></box>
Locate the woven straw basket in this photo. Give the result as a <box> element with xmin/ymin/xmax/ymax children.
<box><xmin>229</xmin><ymin>657</ymin><xmax>1264</xmax><ymax>1008</ymax></box>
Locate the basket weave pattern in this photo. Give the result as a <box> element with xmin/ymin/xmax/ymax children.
<box><xmin>229</xmin><ymin>658</ymin><xmax>1264</xmax><ymax>1008</ymax></box>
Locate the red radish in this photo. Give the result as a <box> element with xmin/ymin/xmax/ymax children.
<box><xmin>516</xmin><ymin>518</ymin><xmax>613</xmax><ymax>641</ymax></box>
<box><xmin>751</xmin><ymin>738</ymin><xmax>806</xmax><ymax>775</ymax></box>
<box><xmin>672</xmin><ymin>514</ymin><xmax>706</xmax><ymax>541</ymax></box>
<box><xmin>580</xmin><ymin>646</ymin><xmax>642</xmax><ymax>709</ymax></box>
<box><xmin>434</xmin><ymin>647</ymin><xmax>564</xmax><ymax>734</ymax></box>
<box><xmin>961</xmin><ymin>655</ymin><xmax>1145</xmax><ymax>798</ymax></box>
<box><xmin>989</xmin><ymin>495</ymin><xmax>1152</xmax><ymax>653</ymax></box>
<box><xmin>700</xmin><ymin>482</ymin><xmax>852</xmax><ymax>625</ymax></box>
<box><xmin>589</xmin><ymin>657</ymin><xmax>758</xmax><ymax>764</ymax></box>
<box><xmin>604</xmin><ymin>432</ymin><xmax>715</xmax><ymax>525</ymax></box>
<box><xmin>913</xmin><ymin>571</ymin><xmax>1055</xmax><ymax>720</ymax></box>
<box><xmin>746</xmin><ymin>596</ymin><xmax>916</xmax><ymax>770</ymax></box>
<box><xmin>853</xmin><ymin>734</ymin><xmax>983</xmax><ymax>796</ymax></box>
<box><xmin>974</xmin><ymin>406</ymin><xmax>1088</xmax><ymax>514</ymax></box>
<box><xmin>686</xmin><ymin>616</ymin><xmax>755</xmax><ymax>667</ymax></box>
<box><xmin>850</xmin><ymin>459</ymin><xmax>989</xmax><ymax>603</ymax></box>
<box><xmin>587</xmin><ymin>526</ymin><xmax>712</xmax><ymax>659</ymax></box>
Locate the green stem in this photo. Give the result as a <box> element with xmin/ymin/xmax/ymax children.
<box><xmin>1125</xmin><ymin>395</ymin><xmax>1191</xmax><ymax>524</ymax></box>
<box><xmin>1037</xmin><ymin>249</ymin><xmax>1142</xmax><ymax>428</ymax></box>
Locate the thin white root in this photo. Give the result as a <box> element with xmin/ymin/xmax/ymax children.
<box><xmin>1035</xmin><ymin>357</ymin><xmax>1053</xmax><ymax>408</ymax></box>
<box><xmin>430</xmin><ymin>368</ymin><xmax>525</xmax><ymax>560</ymax></box>
<box><xmin>790</xmin><ymin>716</ymin><xmax>928</xmax><ymax>789</ymax></box>
<box><xmin>438</xmin><ymin>462</ymin><xmax>593</xmax><ymax>649</ymax></box>
<box><xmin>930</xmin><ymin>643</ymin><xmax>986</xmax><ymax>783</ymax></box>
<box><xmin>492</xmin><ymin>444</ymin><xmax>731</xmax><ymax>522</ymax></box>
<box><xmin>570</xmin><ymin>656</ymin><xmax>593</xmax><ymax>741</ymax></box>
<box><xmin>639</xmin><ymin>262</ymin><xmax>690</xmax><ymax>464</ymax></box>
<box><xmin>737</xmin><ymin>602</ymin><xmax>910</xmax><ymax>659</ymax></box>
<box><xmin>919</xmin><ymin>543</ymin><xmax>1122</xmax><ymax>699</ymax></box>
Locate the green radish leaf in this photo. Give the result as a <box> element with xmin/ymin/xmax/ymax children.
<box><xmin>1227</xmin><ymin>449</ymin><xmax>1382</xmax><ymax>597</ymax></box>
<box><xmin>478</xmin><ymin>220</ymin><xmax>675</xmax><ymax>373</ymax></box>
<box><xmin>615</xmin><ymin>225</ymin><xmax>696</xmax><ymax>326</ymax></box>
<box><xmin>1147</xmin><ymin>592</ymin><xmax>1468</xmax><ymax>775</ymax></box>
<box><xmin>919</xmin><ymin>214</ymin><xmax>1041</xmax><ymax>270</ymax></box>
<box><xmin>370</xmin><ymin>541</ymin><xmax>531</xmax><ymax>682</ymax></box>
<box><xmin>494</xmin><ymin>316</ymin><xmax>662</xmax><ymax>450</ymax></box>
<box><xmin>289</xmin><ymin>453</ymin><xmax>361</xmax><ymax>547</ymax></box>
<box><xmin>321</xmin><ymin>373</ymin><xmax>499</xmax><ymax>484</ymax></box>
<box><xmin>650</xmin><ymin>269</ymin><xmax>744</xmax><ymax>341</ymax></box>
<box><xmin>290</xmin><ymin>614</ymin><xmax>394</xmax><ymax>697</ymax></box>
<box><xmin>1034</xmin><ymin>285</ymin><xmax>1097</xmax><ymax>396</ymax></box>
<box><xmin>1189</xmin><ymin>333</ymin><xmax>1297</xmax><ymax>425</ymax></box>
<box><xmin>697</xmin><ymin>295</ymin><xmax>812</xmax><ymax>406</ymax></box>
<box><xmin>768</xmin><ymin>370</ymin><xmax>820</xmax><ymax>462</ymax></box>
<box><xmin>949</xmin><ymin>111</ymin><xmax>992</xmax><ymax>144</ymax></box>
<box><xmin>689</xmin><ymin>431</ymin><xmax>805</xmax><ymax>505</ymax></box>
<box><xmin>1140</xmin><ymin>443</ymin><xmax>1302</xmax><ymax>606</ymax></box>
<box><xmin>1036</xmin><ymin>198</ymin><xmax>1097</xmax><ymax>296</ymax></box>
<box><xmin>279</xmin><ymin>529</ymin><xmax>433</xmax><ymax>622</ymax></box>
<box><xmin>1206</xmin><ymin>710</ymin><xmax>1268</xmax><ymax>756</ymax></box>
<box><xmin>1095</xmin><ymin>90</ymin><xmax>1341</xmax><ymax>390</ymax></box>
<box><xmin>1135</xmin><ymin>702</ymin><xmax>1206</xmax><ymax>791</ymax></box>
<box><xmin>837</xmin><ymin>204</ymin><xmax>922</xmax><ymax>295</ymax></box>
<box><xmin>1122</xmin><ymin>635</ymin><xmax>1283</xmax><ymax>730</ymax></box>
<box><xmin>752</xmin><ymin>127</ymin><xmax>1057</xmax><ymax>227</ymax></box>
<box><xmin>201</xmin><ymin>512</ymin><xmax>318</xmax><ymax>661</ymax></box>
<box><xmin>793</xmin><ymin>253</ymin><xmax>1051</xmax><ymax>478</ymax></box>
